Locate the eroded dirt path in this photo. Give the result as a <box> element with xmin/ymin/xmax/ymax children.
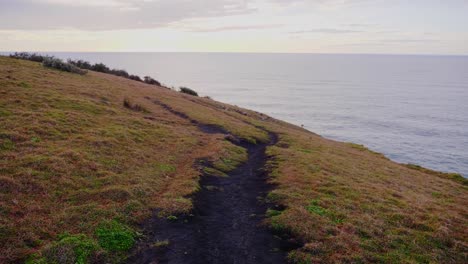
<box><xmin>128</xmin><ymin>133</ymin><xmax>286</xmax><ymax>264</ymax></box>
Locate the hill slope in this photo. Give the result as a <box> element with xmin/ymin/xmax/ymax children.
<box><xmin>0</xmin><ymin>56</ymin><xmax>466</xmax><ymax>263</ymax></box>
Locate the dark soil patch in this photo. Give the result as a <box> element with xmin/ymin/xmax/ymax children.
<box><xmin>127</xmin><ymin>133</ymin><xmax>288</xmax><ymax>264</ymax></box>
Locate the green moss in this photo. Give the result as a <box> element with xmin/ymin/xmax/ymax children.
<box><xmin>266</xmin><ymin>209</ymin><xmax>283</xmax><ymax>217</ymax></box>
<box><xmin>154</xmin><ymin>163</ymin><xmax>176</xmax><ymax>173</ymax></box>
<box><xmin>347</xmin><ymin>142</ymin><xmax>369</xmax><ymax>151</ymax></box>
<box><xmin>38</xmin><ymin>233</ymin><xmax>99</xmax><ymax>264</ymax></box>
<box><xmin>19</xmin><ymin>81</ymin><xmax>31</xmax><ymax>88</ymax></box>
<box><xmin>0</xmin><ymin>108</ymin><xmax>12</xmax><ymax>117</ymax></box>
<box><xmin>0</xmin><ymin>138</ymin><xmax>15</xmax><ymax>151</ymax></box>
<box><xmin>213</xmin><ymin>143</ymin><xmax>247</xmax><ymax>172</ymax></box>
<box><xmin>31</xmin><ymin>136</ymin><xmax>41</xmax><ymax>143</ymax></box>
<box><xmin>167</xmin><ymin>215</ymin><xmax>178</xmax><ymax>222</ymax></box>
<box><xmin>95</xmin><ymin>220</ymin><xmax>135</xmax><ymax>252</ymax></box>
<box><xmin>306</xmin><ymin>199</ymin><xmax>328</xmax><ymax>216</ymax></box>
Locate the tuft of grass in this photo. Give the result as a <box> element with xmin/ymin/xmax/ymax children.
<box><xmin>153</xmin><ymin>240</ymin><xmax>170</xmax><ymax>248</ymax></box>
<box><xmin>306</xmin><ymin>199</ymin><xmax>328</xmax><ymax>216</ymax></box>
<box><xmin>123</xmin><ymin>98</ymin><xmax>149</xmax><ymax>113</ymax></box>
<box><xmin>0</xmin><ymin>138</ymin><xmax>15</xmax><ymax>151</ymax></box>
<box><xmin>36</xmin><ymin>234</ymin><xmax>99</xmax><ymax>264</ymax></box>
<box><xmin>266</xmin><ymin>209</ymin><xmax>283</xmax><ymax>217</ymax></box>
<box><xmin>203</xmin><ymin>167</ymin><xmax>228</xmax><ymax>177</ymax></box>
<box><xmin>212</xmin><ymin>142</ymin><xmax>247</xmax><ymax>172</ymax></box>
<box><xmin>166</xmin><ymin>215</ymin><xmax>178</xmax><ymax>222</ymax></box>
<box><xmin>19</xmin><ymin>81</ymin><xmax>31</xmax><ymax>88</ymax></box>
<box><xmin>95</xmin><ymin>220</ymin><xmax>135</xmax><ymax>252</ymax></box>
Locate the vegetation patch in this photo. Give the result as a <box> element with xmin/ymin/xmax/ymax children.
<box><xmin>95</xmin><ymin>220</ymin><xmax>136</xmax><ymax>252</ymax></box>
<box><xmin>123</xmin><ymin>98</ymin><xmax>149</xmax><ymax>113</ymax></box>
<box><xmin>153</xmin><ymin>240</ymin><xmax>170</xmax><ymax>248</ymax></box>
<box><xmin>179</xmin><ymin>87</ymin><xmax>198</xmax><ymax>96</ymax></box>
<box><xmin>42</xmin><ymin>57</ymin><xmax>87</xmax><ymax>75</ymax></box>
<box><xmin>29</xmin><ymin>234</ymin><xmax>100</xmax><ymax>264</ymax></box>
<box><xmin>405</xmin><ymin>163</ymin><xmax>467</xmax><ymax>185</ymax></box>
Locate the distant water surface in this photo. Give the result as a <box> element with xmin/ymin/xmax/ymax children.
<box><xmin>36</xmin><ymin>53</ymin><xmax>468</xmax><ymax>176</ymax></box>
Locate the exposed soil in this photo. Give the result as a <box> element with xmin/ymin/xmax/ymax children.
<box><xmin>127</xmin><ymin>131</ymin><xmax>288</xmax><ymax>264</ymax></box>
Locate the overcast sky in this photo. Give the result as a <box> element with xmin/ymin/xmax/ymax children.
<box><xmin>1</xmin><ymin>0</ymin><xmax>467</xmax><ymax>54</ymax></box>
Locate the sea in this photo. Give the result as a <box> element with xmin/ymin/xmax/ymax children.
<box><xmin>12</xmin><ymin>52</ymin><xmax>468</xmax><ymax>177</ymax></box>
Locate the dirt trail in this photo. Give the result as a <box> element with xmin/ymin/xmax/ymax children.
<box><xmin>128</xmin><ymin>131</ymin><xmax>287</xmax><ymax>264</ymax></box>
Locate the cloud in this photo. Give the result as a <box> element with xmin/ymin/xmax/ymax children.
<box><xmin>185</xmin><ymin>24</ymin><xmax>283</xmax><ymax>33</ymax></box>
<box><xmin>0</xmin><ymin>0</ymin><xmax>256</xmax><ymax>30</ymax></box>
<box><xmin>290</xmin><ymin>28</ymin><xmax>363</xmax><ymax>34</ymax></box>
<box><xmin>381</xmin><ymin>39</ymin><xmax>440</xmax><ymax>43</ymax></box>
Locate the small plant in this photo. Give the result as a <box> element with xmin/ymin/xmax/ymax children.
<box><xmin>306</xmin><ymin>199</ymin><xmax>328</xmax><ymax>216</ymax></box>
<box><xmin>266</xmin><ymin>209</ymin><xmax>282</xmax><ymax>217</ymax></box>
<box><xmin>153</xmin><ymin>240</ymin><xmax>170</xmax><ymax>248</ymax></box>
<box><xmin>31</xmin><ymin>136</ymin><xmax>41</xmax><ymax>143</ymax></box>
<box><xmin>95</xmin><ymin>220</ymin><xmax>135</xmax><ymax>252</ymax></box>
<box><xmin>123</xmin><ymin>98</ymin><xmax>132</xmax><ymax>109</ymax></box>
<box><xmin>179</xmin><ymin>87</ymin><xmax>198</xmax><ymax>96</ymax></box>
<box><xmin>166</xmin><ymin>215</ymin><xmax>178</xmax><ymax>222</ymax></box>
<box><xmin>19</xmin><ymin>82</ymin><xmax>31</xmax><ymax>88</ymax></box>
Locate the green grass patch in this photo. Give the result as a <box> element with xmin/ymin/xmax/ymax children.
<box><xmin>154</xmin><ymin>163</ymin><xmax>176</xmax><ymax>174</ymax></box>
<box><xmin>203</xmin><ymin>167</ymin><xmax>228</xmax><ymax>177</ymax></box>
<box><xmin>266</xmin><ymin>209</ymin><xmax>283</xmax><ymax>217</ymax></box>
<box><xmin>0</xmin><ymin>138</ymin><xmax>15</xmax><ymax>151</ymax></box>
<box><xmin>306</xmin><ymin>199</ymin><xmax>328</xmax><ymax>216</ymax></box>
<box><xmin>29</xmin><ymin>233</ymin><xmax>99</xmax><ymax>264</ymax></box>
<box><xmin>18</xmin><ymin>81</ymin><xmax>31</xmax><ymax>88</ymax></box>
<box><xmin>95</xmin><ymin>220</ymin><xmax>135</xmax><ymax>252</ymax></box>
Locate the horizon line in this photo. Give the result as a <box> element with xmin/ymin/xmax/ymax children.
<box><xmin>1</xmin><ymin>51</ymin><xmax>467</xmax><ymax>57</ymax></box>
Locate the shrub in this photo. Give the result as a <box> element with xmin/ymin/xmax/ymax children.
<box><xmin>90</xmin><ymin>63</ymin><xmax>110</xmax><ymax>73</ymax></box>
<box><xmin>10</xmin><ymin>52</ymin><xmax>47</xmax><ymax>62</ymax></box>
<box><xmin>144</xmin><ymin>76</ymin><xmax>161</xmax><ymax>86</ymax></box>
<box><xmin>67</xmin><ymin>59</ymin><xmax>92</xmax><ymax>69</ymax></box>
<box><xmin>129</xmin><ymin>75</ymin><xmax>143</xmax><ymax>82</ymax></box>
<box><xmin>11</xmin><ymin>53</ymin><xmax>163</xmax><ymax>86</ymax></box>
<box><xmin>42</xmin><ymin>57</ymin><xmax>87</xmax><ymax>75</ymax></box>
<box><xmin>109</xmin><ymin>69</ymin><xmax>130</xmax><ymax>78</ymax></box>
<box><xmin>95</xmin><ymin>220</ymin><xmax>135</xmax><ymax>252</ymax></box>
<box><xmin>179</xmin><ymin>87</ymin><xmax>198</xmax><ymax>96</ymax></box>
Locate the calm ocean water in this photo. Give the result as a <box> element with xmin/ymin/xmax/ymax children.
<box><xmin>28</xmin><ymin>53</ymin><xmax>468</xmax><ymax>176</ymax></box>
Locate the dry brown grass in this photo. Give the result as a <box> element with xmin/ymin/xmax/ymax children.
<box><xmin>1</xmin><ymin>56</ymin><xmax>466</xmax><ymax>263</ymax></box>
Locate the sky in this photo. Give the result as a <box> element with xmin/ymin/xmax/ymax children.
<box><xmin>0</xmin><ymin>0</ymin><xmax>467</xmax><ymax>54</ymax></box>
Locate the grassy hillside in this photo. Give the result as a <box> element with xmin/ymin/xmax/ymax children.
<box><xmin>0</xmin><ymin>56</ymin><xmax>466</xmax><ymax>263</ymax></box>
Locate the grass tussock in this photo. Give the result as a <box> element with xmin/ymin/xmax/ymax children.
<box><xmin>0</xmin><ymin>56</ymin><xmax>466</xmax><ymax>264</ymax></box>
<box><xmin>123</xmin><ymin>98</ymin><xmax>149</xmax><ymax>113</ymax></box>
